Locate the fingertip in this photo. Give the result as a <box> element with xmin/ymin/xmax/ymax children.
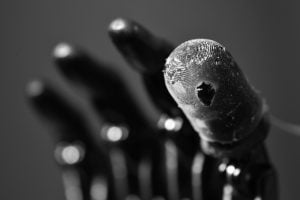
<box><xmin>25</xmin><ymin>79</ymin><xmax>57</xmax><ymax>109</ymax></box>
<box><xmin>108</xmin><ymin>18</ymin><xmax>148</xmax><ymax>46</ymax></box>
<box><xmin>108</xmin><ymin>18</ymin><xmax>173</xmax><ymax>75</ymax></box>
<box><xmin>52</xmin><ymin>41</ymin><xmax>121</xmax><ymax>93</ymax></box>
<box><xmin>53</xmin><ymin>42</ymin><xmax>76</xmax><ymax>59</ymax></box>
<box><xmin>52</xmin><ymin>42</ymin><xmax>85</xmax><ymax>78</ymax></box>
<box><xmin>109</xmin><ymin>18</ymin><xmax>129</xmax><ymax>32</ymax></box>
<box><xmin>25</xmin><ymin>79</ymin><xmax>46</xmax><ymax>98</ymax></box>
<box><xmin>108</xmin><ymin>18</ymin><xmax>135</xmax><ymax>38</ymax></box>
<box><xmin>25</xmin><ymin>79</ymin><xmax>55</xmax><ymax>113</ymax></box>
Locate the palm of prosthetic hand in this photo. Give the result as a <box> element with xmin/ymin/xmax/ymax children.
<box><xmin>26</xmin><ymin>18</ymin><xmax>201</xmax><ymax>200</ymax></box>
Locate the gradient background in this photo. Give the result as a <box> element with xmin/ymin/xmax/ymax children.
<box><xmin>1</xmin><ymin>0</ymin><xmax>300</xmax><ymax>199</ymax></box>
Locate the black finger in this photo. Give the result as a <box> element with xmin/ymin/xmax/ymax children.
<box><xmin>53</xmin><ymin>43</ymin><xmax>121</xmax><ymax>99</ymax></box>
<box><xmin>108</xmin><ymin>18</ymin><xmax>172</xmax><ymax>74</ymax></box>
<box><xmin>108</xmin><ymin>18</ymin><xmax>178</xmax><ymax>116</ymax></box>
<box><xmin>26</xmin><ymin>80</ymin><xmax>92</xmax><ymax>143</ymax></box>
<box><xmin>53</xmin><ymin>43</ymin><xmax>151</xmax><ymax>132</ymax></box>
<box><xmin>108</xmin><ymin>19</ymin><xmax>199</xmax><ymax>160</ymax></box>
<box><xmin>26</xmin><ymin>80</ymin><xmax>111</xmax><ymax>200</ymax></box>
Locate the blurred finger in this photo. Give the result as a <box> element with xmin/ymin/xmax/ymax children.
<box><xmin>26</xmin><ymin>80</ymin><xmax>93</xmax><ymax>143</ymax></box>
<box><xmin>108</xmin><ymin>18</ymin><xmax>177</xmax><ymax>116</ymax></box>
<box><xmin>53</xmin><ymin>43</ymin><xmax>121</xmax><ymax>99</ymax></box>
<box><xmin>109</xmin><ymin>18</ymin><xmax>199</xmax><ymax>161</ymax></box>
<box><xmin>53</xmin><ymin>42</ymin><xmax>150</xmax><ymax>131</ymax></box>
<box><xmin>108</xmin><ymin>18</ymin><xmax>173</xmax><ymax>74</ymax></box>
<box><xmin>26</xmin><ymin>80</ymin><xmax>110</xmax><ymax>200</ymax></box>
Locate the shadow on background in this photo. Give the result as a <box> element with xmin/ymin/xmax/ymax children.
<box><xmin>1</xmin><ymin>0</ymin><xmax>300</xmax><ymax>199</ymax></box>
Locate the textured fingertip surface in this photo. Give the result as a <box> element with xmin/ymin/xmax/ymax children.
<box><xmin>164</xmin><ymin>39</ymin><xmax>263</xmax><ymax>143</ymax></box>
<box><xmin>165</xmin><ymin>39</ymin><xmax>225</xmax><ymax>77</ymax></box>
<box><xmin>164</xmin><ymin>39</ymin><xmax>227</xmax><ymax>106</ymax></box>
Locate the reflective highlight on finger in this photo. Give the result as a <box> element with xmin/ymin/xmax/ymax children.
<box><xmin>110</xmin><ymin>18</ymin><xmax>127</xmax><ymax>32</ymax></box>
<box><xmin>55</xmin><ymin>143</ymin><xmax>86</xmax><ymax>165</ymax></box>
<box><xmin>54</xmin><ymin>42</ymin><xmax>74</xmax><ymax>58</ymax></box>
<box><xmin>26</xmin><ymin>80</ymin><xmax>44</xmax><ymax>97</ymax></box>
<box><xmin>158</xmin><ymin>115</ymin><xmax>183</xmax><ymax>132</ymax></box>
<box><xmin>101</xmin><ymin>124</ymin><xmax>129</xmax><ymax>142</ymax></box>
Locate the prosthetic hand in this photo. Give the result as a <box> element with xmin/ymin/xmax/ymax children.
<box><xmin>26</xmin><ymin>19</ymin><xmax>277</xmax><ymax>200</ymax></box>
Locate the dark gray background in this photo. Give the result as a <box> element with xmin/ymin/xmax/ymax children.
<box><xmin>1</xmin><ymin>0</ymin><xmax>300</xmax><ymax>199</ymax></box>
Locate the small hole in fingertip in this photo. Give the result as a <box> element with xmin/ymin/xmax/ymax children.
<box><xmin>196</xmin><ymin>82</ymin><xmax>215</xmax><ymax>106</ymax></box>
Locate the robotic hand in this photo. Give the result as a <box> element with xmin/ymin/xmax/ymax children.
<box><xmin>26</xmin><ymin>19</ymin><xmax>277</xmax><ymax>200</ymax></box>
